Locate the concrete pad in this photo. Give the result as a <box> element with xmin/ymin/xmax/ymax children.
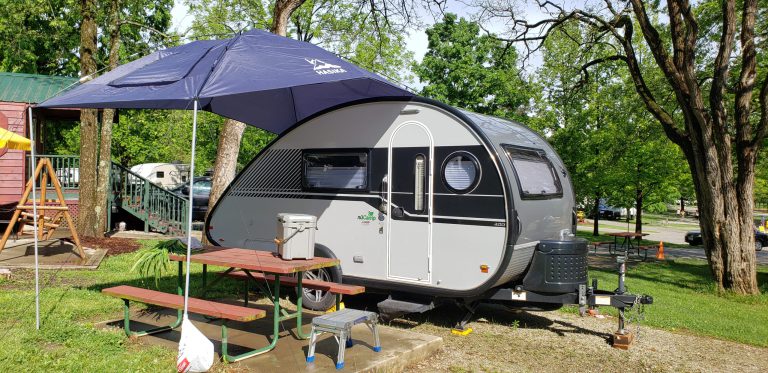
<box><xmin>98</xmin><ymin>304</ymin><xmax>442</xmax><ymax>372</ymax></box>
<box><xmin>0</xmin><ymin>238</ymin><xmax>105</xmax><ymax>269</ymax></box>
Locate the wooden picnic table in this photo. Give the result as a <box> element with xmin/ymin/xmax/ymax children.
<box><xmin>169</xmin><ymin>246</ymin><xmax>341</xmax><ymax>362</ymax></box>
<box><xmin>607</xmin><ymin>232</ymin><xmax>649</xmax><ymax>257</ymax></box>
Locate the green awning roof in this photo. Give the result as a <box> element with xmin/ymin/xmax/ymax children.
<box><xmin>0</xmin><ymin>72</ymin><xmax>78</xmax><ymax>104</ymax></box>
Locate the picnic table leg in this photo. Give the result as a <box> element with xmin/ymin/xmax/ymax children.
<box><xmin>295</xmin><ymin>273</ymin><xmax>308</xmax><ymax>339</ymax></box>
<box><xmin>122</xmin><ymin>262</ymin><xmax>185</xmax><ymax>335</ymax></box>
<box><xmin>202</xmin><ymin>264</ymin><xmax>207</xmax><ymax>290</ymax></box>
<box><xmin>223</xmin><ymin>273</ymin><xmax>281</xmax><ymax>362</ymax></box>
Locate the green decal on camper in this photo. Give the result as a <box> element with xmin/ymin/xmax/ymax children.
<box><xmin>357</xmin><ymin>211</ymin><xmax>377</xmax><ymax>224</ymax></box>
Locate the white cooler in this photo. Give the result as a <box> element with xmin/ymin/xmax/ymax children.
<box><xmin>275</xmin><ymin>213</ymin><xmax>317</xmax><ymax>260</ymax></box>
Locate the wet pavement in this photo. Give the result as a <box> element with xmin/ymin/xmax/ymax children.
<box><xmin>99</xmin><ymin>304</ymin><xmax>443</xmax><ymax>372</ymax></box>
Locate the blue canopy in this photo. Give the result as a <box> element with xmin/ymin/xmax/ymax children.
<box><xmin>38</xmin><ymin>29</ymin><xmax>412</xmax><ymax>134</ymax></box>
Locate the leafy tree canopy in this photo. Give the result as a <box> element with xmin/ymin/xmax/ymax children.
<box><xmin>414</xmin><ymin>13</ymin><xmax>529</xmax><ymax>121</ymax></box>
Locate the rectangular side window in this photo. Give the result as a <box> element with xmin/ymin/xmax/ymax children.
<box><xmin>156</xmin><ymin>171</ymin><xmax>165</xmax><ymax>178</ymax></box>
<box><xmin>504</xmin><ymin>145</ymin><xmax>563</xmax><ymax>199</ymax></box>
<box><xmin>303</xmin><ymin>151</ymin><xmax>369</xmax><ymax>191</ymax></box>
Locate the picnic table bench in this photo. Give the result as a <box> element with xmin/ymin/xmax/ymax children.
<box><xmin>223</xmin><ymin>270</ymin><xmax>364</xmax><ymax>310</ymax></box>
<box><xmin>590</xmin><ymin>241</ymin><xmax>613</xmax><ymax>254</ymax></box>
<box><xmin>102</xmin><ymin>285</ymin><xmax>267</xmax><ymax>360</ymax></box>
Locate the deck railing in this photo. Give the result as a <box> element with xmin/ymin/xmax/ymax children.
<box><xmin>27</xmin><ymin>154</ymin><xmax>189</xmax><ymax>235</ymax></box>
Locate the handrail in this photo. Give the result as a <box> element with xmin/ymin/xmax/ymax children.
<box><xmin>27</xmin><ymin>154</ymin><xmax>189</xmax><ymax>235</ymax></box>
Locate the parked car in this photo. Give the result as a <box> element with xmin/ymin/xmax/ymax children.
<box><xmin>685</xmin><ymin>229</ymin><xmax>766</xmax><ymax>251</ymax></box>
<box><xmin>587</xmin><ymin>202</ymin><xmax>622</xmax><ymax>220</ymax></box>
<box><xmin>170</xmin><ymin>177</ymin><xmax>212</xmax><ymax>221</ymax></box>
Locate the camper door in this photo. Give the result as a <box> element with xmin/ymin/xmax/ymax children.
<box><xmin>386</xmin><ymin>122</ymin><xmax>434</xmax><ymax>283</ymax></box>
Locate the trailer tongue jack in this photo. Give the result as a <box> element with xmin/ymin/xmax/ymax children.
<box><xmin>488</xmin><ymin>253</ymin><xmax>653</xmax><ymax>350</ymax></box>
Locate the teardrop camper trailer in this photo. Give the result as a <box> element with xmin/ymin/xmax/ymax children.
<box><xmin>206</xmin><ymin>97</ymin><xmax>651</xmax><ymax>328</ymax></box>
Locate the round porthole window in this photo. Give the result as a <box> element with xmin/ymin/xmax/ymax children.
<box><xmin>442</xmin><ymin>152</ymin><xmax>480</xmax><ymax>193</ymax></box>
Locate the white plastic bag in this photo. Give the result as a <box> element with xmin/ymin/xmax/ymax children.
<box><xmin>177</xmin><ymin>318</ymin><xmax>214</xmax><ymax>372</ymax></box>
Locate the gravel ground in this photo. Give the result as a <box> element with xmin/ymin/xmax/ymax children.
<box><xmin>399</xmin><ymin>303</ymin><xmax>768</xmax><ymax>373</ymax></box>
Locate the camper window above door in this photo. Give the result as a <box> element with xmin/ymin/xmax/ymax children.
<box><xmin>503</xmin><ymin>145</ymin><xmax>563</xmax><ymax>199</ymax></box>
<box><xmin>303</xmin><ymin>151</ymin><xmax>369</xmax><ymax>191</ymax></box>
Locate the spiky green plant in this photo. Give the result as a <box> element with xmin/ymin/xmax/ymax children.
<box><xmin>131</xmin><ymin>239</ymin><xmax>187</xmax><ymax>288</ymax></box>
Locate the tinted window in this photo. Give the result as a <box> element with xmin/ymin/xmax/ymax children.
<box><xmin>193</xmin><ymin>180</ymin><xmax>212</xmax><ymax>194</ymax></box>
<box><xmin>504</xmin><ymin>145</ymin><xmax>563</xmax><ymax>199</ymax></box>
<box><xmin>156</xmin><ymin>171</ymin><xmax>165</xmax><ymax>178</ymax></box>
<box><xmin>442</xmin><ymin>152</ymin><xmax>480</xmax><ymax>193</ymax></box>
<box><xmin>303</xmin><ymin>151</ymin><xmax>368</xmax><ymax>190</ymax></box>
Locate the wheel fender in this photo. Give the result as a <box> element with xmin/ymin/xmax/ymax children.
<box><xmin>314</xmin><ymin>243</ymin><xmax>343</xmax><ymax>278</ymax></box>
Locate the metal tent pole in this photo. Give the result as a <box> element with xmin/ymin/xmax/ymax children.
<box><xmin>182</xmin><ymin>100</ymin><xmax>199</xmax><ymax>318</ymax></box>
<box><xmin>28</xmin><ymin>106</ymin><xmax>40</xmax><ymax>330</ymax></box>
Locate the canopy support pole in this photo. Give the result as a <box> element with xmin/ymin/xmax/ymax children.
<box><xmin>182</xmin><ymin>100</ymin><xmax>199</xmax><ymax>318</ymax></box>
<box><xmin>28</xmin><ymin>106</ymin><xmax>40</xmax><ymax>330</ymax></box>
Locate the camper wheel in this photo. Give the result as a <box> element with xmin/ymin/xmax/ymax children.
<box><xmin>295</xmin><ymin>244</ymin><xmax>342</xmax><ymax>311</ymax></box>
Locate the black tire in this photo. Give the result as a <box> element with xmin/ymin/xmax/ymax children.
<box><xmin>292</xmin><ymin>248</ymin><xmax>342</xmax><ymax>311</ymax></box>
<box><xmin>756</xmin><ymin>240</ymin><xmax>763</xmax><ymax>252</ymax></box>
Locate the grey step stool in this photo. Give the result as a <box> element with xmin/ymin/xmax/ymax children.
<box><xmin>306</xmin><ymin>308</ymin><xmax>381</xmax><ymax>370</ymax></box>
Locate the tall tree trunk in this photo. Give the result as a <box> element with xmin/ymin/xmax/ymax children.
<box><xmin>635</xmin><ymin>189</ymin><xmax>643</xmax><ymax>234</ymax></box>
<box><xmin>203</xmin><ymin>0</ymin><xmax>306</xmax><ymax>244</ymax></box>
<box><xmin>95</xmin><ymin>0</ymin><xmax>121</xmax><ymax>232</ymax></box>
<box><xmin>77</xmin><ymin>0</ymin><xmax>99</xmax><ymax>237</ymax></box>
<box><xmin>680</xmin><ymin>197</ymin><xmax>685</xmax><ymax>214</ymax></box>
<box><xmin>205</xmin><ymin>118</ymin><xmax>245</xmax><ymax>232</ymax></box>
<box><xmin>592</xmin><ymin>193</ymin><xmax>600</xmax><ymax>236</ymax></box>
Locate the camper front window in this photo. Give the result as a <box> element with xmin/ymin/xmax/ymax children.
<box><xmin>504</xmin><ymin>145</ymin><xmax>563</xmax><ymax>199</ymax></box>
<box><xmin>303</xmin><ymin>151</ymin><xmax>368</xmax><ymax>191</ymax></box>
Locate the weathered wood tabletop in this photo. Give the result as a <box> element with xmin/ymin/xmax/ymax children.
<box><xmin>169</xmin><ymin>246</ymin><xmax>339</xmax><ymax>274</ymax></box>
<box><xmin>607</xmin><ymin>232</ymin><xmax>648</xmax><ymax>239</ymax></box>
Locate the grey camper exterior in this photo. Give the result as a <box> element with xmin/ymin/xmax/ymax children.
<box><xmin>206</xmin><ymin>97</ymin><xmax>651</xmax><ymax>322</ymax></box>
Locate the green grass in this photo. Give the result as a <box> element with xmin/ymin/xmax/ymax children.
<box><xmin>568</xmin><ymin>259</ymin><xmax>768</xmax><ymax>347</ymax></box>
<box><xmin>0</xmin><ymin>240</ymin><xmax>240</xmax><ymax>372</ymax></box>
<box><xmin>1</xmin><ymin>239</ymin><xmax>767</xmax><ymax>370</ymax></box>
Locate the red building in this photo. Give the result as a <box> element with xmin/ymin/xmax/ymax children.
<box><xmin>0</xmin><ymin>72</ymin><xmax>78</xmax><ymax>204</ymax></box>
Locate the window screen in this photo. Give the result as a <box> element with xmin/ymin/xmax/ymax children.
<box><xmin>303</xmin><ymin>151</ymin><xmax>368</xmax><ymax>190</ymax></box>
<box><xmin>442</xmin><ymin>152</ymin><xmax>480</xmax><ymax>193</ymax></box>
<box><xmin>504</xmin><ymin>145</ymin><xmax>563</xmax><ymax>199</ymax></box>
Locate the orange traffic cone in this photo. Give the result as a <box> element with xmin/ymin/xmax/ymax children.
<box><xmin>656</xmin><ymin>241</ymin><xmax>665</xmax><ymax>260</ymax></box>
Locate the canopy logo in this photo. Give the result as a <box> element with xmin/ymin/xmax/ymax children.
<box><xmin>306</xmin><ymin>58</ymin><xmax>346</xmax><ymax>75</ymax></box>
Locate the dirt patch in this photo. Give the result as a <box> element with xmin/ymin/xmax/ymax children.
<box><xmin>78</xmin><ymin>236</ymin><xmax>141</xmax><ymax>256</ymax></box>
<box><xmin>399</xmin><ymin>303</ymin><xmax>768</xmax><ymax>373</ymax></box>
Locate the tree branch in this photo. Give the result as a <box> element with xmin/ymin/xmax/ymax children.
<box><xmin>709</xmin><ymin>0</ymin><xmax>735</xmax><ymax>141</ymax></box>
<box><xmin>574</xmin><ymin>55</ymin><xmax>627</xmax><ymax>89</ymax></box>
<box><xmin>735</xmin><ymin>0</ymin><xmax>759</xmax><ymax>150</ymax></box>
<box><xmin>627</xmin><ymin>0</ymin><xmax>685</xmax><ymax>91</ymax></box>
<box><xmin>119</xmin><ymin>19</ymin><xmax>171</xmax><ymax>39</ymax></box>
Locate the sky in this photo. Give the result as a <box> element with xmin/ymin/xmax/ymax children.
<box><xmin>169</xmin><ymin>1</ymin><xmax>547</xmax><ymax>86</ymax></box>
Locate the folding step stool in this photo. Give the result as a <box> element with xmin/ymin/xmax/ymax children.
<box><xmin>306</xmin><ymin>308</ymin><xmax>381</xmax><ymax>370</ymax></box>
